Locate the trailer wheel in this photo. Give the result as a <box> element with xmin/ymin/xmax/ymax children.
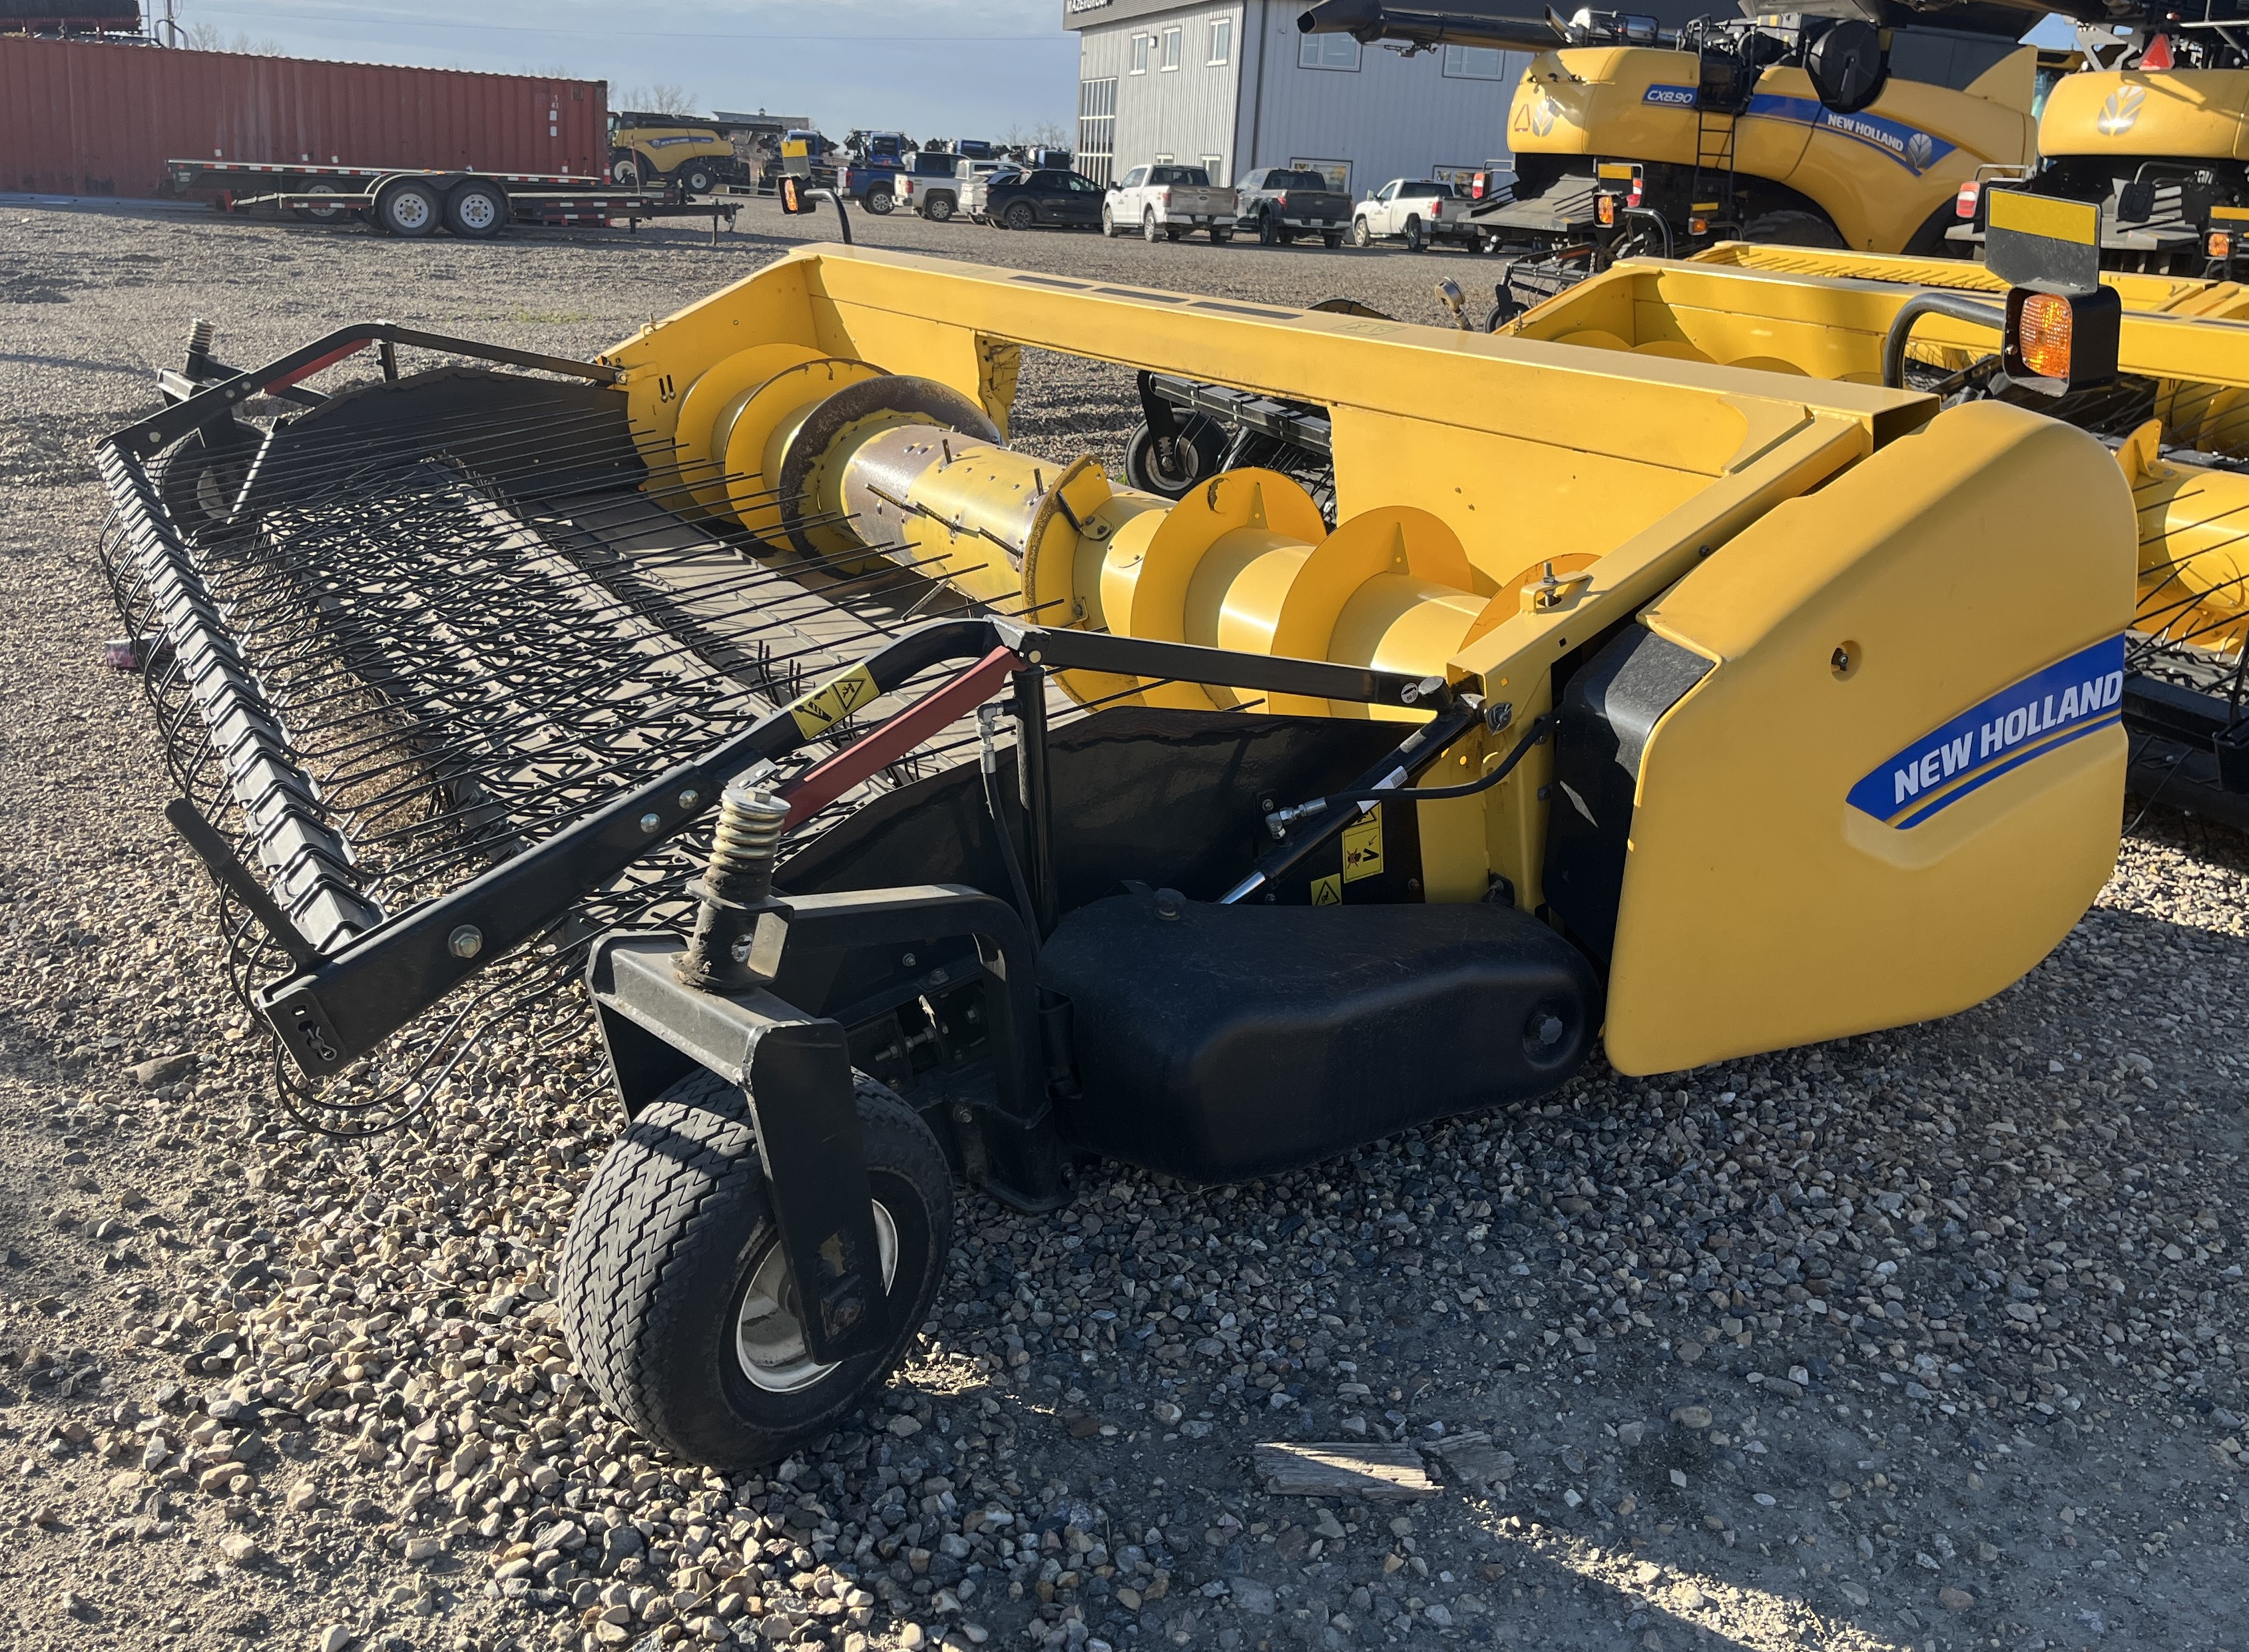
<box><xmin>924</xmin><ymin>193</ymin><xmax>955</xmax><ymax>223</ymax></box>
<box><xmin>292</xmin><ymin>181</ymin><xmax>346</xmax><ymax>223</ymax></box>
<box><xmin>444</xmin><ymin>180</ymin><xmax>507</xmax><ymax>239</ymax></box>
<box><xmin>375</xmin><ymin>179</ymin><xmax>443</xmax><ymax>238</ymax></box>
<box><xmin>557</xmin><ymin>1067</ymin><xmax>952</xmax><ymax>1470</ymax></box>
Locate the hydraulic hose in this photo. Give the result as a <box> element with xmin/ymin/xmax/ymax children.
<box><xmin>1881</xmin><ymin>292</ymin><xmax>2006</xmax><ymax>390</ymax></box>
<box><xmin>1276</xmin><ymin>713</ymin><xmax>1553</xmax><ymax>824</ymax></box>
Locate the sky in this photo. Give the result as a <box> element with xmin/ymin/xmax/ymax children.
<box><xmin>164</xmin><ymin>0</ymin><xmax>1083</xmax><ymax>140</ymax></box>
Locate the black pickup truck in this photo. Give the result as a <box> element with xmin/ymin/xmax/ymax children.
<box><xmin>1234</xmin><ymin>167</ymin><xmax>1351</xmax><ymax>247</ymax></box>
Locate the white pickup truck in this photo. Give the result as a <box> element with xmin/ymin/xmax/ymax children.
<box><xmin>1102</xmin><ymin>164</ymin><xmax>1236</xmax><ymax>243</ymax></box>
<box><xmin>1350</xmin><ymin>178</ymin><xmax>1475</xmax><ymax>252</ymax></box>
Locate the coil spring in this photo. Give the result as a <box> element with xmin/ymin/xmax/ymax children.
<box><xmin>703</xmin><ymin>777</ymin><xmax>789</xmax><ymax>900</ymax></box>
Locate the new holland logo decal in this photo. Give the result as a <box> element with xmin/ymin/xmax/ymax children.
<box><xmin>1846</xmin><ymin>637</ymin><xmax>2123</xmax><ymax>829</ymax></box>
<box><xmin>2098</xmin><ymin>83</ymin><xmax>2147</xmax><ymax>136</ymax></box>
<box><xmin>1745</xmin><ymin>95</ymin><xmax>1955</xmax><ymax>176</ymax></box>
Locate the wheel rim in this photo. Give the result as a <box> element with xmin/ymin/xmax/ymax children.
<box><xmin>304</xmin><ymin>182</ymin><xmax>341</xmax><ymax>220</ymax></box>
<box><xmin>1008</xmin><ymin>205</ymin><xmax>1033</xmax><ymax>229</ymax></box>
<box><xmin>457</xmin><ymin>192</ymin><xmax>497</xmax><ymax>231</ymax></box>
<box><xmin>390</xmin><ymin>191</ymin><xmax>431</xmax><ymax>231</ymax></box>
<box><xmin>734</xmin><ymin>1201</ymin><xmax>899</xmax><ymax>1392</ymax></box>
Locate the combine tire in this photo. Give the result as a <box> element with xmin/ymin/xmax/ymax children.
<box><xmin>375</xmin><ymin>179</ymin><xmax>443</xmax><ymax>238</ymax></box>
<box><xmin>1403</xmin><ymin>216</ymin><xmax>1425</xmax><ymax>253</ymax></box>
<box><xmin>558</xmin><ymin>1068</ymin><xmax>953</xmax><ymax>1470</ymax></box>
<box><xmin>924</xmin><ymin>193</ymin><xmax>955</xmax><ymax>222</ymax></box>
<box><xmin>444</xmin><ymin>180</ymin><xmax>507</xmax><ymax>239</ymax></box>
<box><xmin>1005</xmin><ymin>200</ymin><xmax>1038</xmax><ymax>231</ymax></box>
<box><xmin>1742</xmin><ymin>208</ymin><xmax>1845</xmax><ymax>249</ymax></box>
<box><xmin>866</xmin><ymin>188</ymin><xmax>896</xmax><ymax>215</ymax></box>
<box><xmin>1352</xmin><ymin>216</ymin><xmax>1373</xmax><ymax>248</ymax></box>
<box><xmin>680</xmin><ymin>162</ymin><xmax>718</xmax><ymax>197</ymax></box>
<box><xmin>1124</xmin><ymin>417</ymin><xmax>1226</xmax><ymax>498</ymax></box>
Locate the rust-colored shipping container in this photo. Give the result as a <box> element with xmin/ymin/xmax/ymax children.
<box><xmin>0</xmin><ymin>36</ymin><xmax>607</xmax><ymax>199</ymax></box>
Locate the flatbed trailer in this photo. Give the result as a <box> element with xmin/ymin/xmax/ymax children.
<box><xmin>168</xmin><ymin>158</ymin><xmax>739</xmax><ymax>240</ymax></box>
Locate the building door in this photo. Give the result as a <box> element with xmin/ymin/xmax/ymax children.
<box><xmin>1077</xmin><ymin>77</ymin><xmax>1117</xmax><ymax>187</ymax></box>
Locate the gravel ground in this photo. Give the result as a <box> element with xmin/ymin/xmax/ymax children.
<box><xmin>1</xmin><ymin>192</ymin><xmax>2246</xmax><ymax>1652</ymax></box>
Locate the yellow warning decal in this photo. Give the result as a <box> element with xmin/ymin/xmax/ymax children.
<box><xmin>1597</xmin><ymin>162</ymin><xmax>1636</xmax><ymax>180</ymax></box>
<box><xmin>789</xmin><ymin>664</ymin><xmax>881</xmax><ymax>739</ymax></box>
<box><xmin>1987</xmin><ymin>189</ymin><xmax>2098</xmax><ymax>246</ymax></box>
<box><xmin>1311</xmin><ymin>874</ymin><xmax>1342</xmax><ymax>906</ymax></box>
<box><xmin>1341</xmin><ymin>804</ymin><xmax>1384</xmax><ymax>885</ymax></box>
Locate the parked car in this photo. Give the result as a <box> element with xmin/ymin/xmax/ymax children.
<box><xmin>979</xmin><ymin>167</ymin><xmax>1107</xmax><ymax>232</ymax></box>
<box><xmin>1103</xmin><ymin>164</ymin><xmax>1237</xmax><ymax>243</ymax></box>
<box><xmin>887</xmin><ymin>151</ymin><xmax>973</xmax><ymax>221</ymax></box>
<box><xmin>1351</xmin><ymin>179</ymin><xmax>1475</xmax><ymax>252</ymax></box>
<box><xmin>1235</xmin><ymin>166</ymin><xmax>1351</xmax><ymax>248</ymax></box>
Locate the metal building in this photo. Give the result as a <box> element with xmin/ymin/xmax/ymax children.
<box><xmin>1066</xmin><ymin>0</ymin><xmax>1535</xmax><ymax>193</ymax></box>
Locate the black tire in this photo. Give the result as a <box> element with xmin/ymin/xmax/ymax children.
<box><xmin>1258</xmin><ymin>210</ymin><xmax>1280</xmax><ymax>246</ymax></box>
<box><xmin>1124</xmin><ymin>417</ymin><xmax>1226</xmax><ymax>499</ymax></box>
<box><xmin>156</xmin><ymin>423</ymin><xmax>257</xmax><ymax>538</ymax></box>
<box><xmin>1004</xmin><ymin>200</ymin><xmax>1038</xmax><ymax>231</ymax></box>
<box><xmin>680</xmin><ymin>162</ymin><xmax>717</xmax><ymax>197</ymax></box>
<box><xmin>559</xmin><ymin>1068</ymin><xmax>953</xmax><ymax>1470</ymax></box>
<box><xmin>866</xmin><ymin>187</ymin><xmax>896</xmax><ymax>216</ymax></box>
<box><xmin>923</xmin><ymin>192</ymin><xmax>956</xmax><ymax>222</ymax></box>
<box><xmin>1741</xmin><ymin>208</ymin><xmax>1846</xmax><ymax>249</ymax></box>
<box><xmin>1208</xmin><ymin>226</ymin><xmax>1232</xmax><ymax>244</ymax></box>
<box><xmin>1403</xmin><ymin>215</ymin><xmax>1425</xmax><ymax>253</ymax></box>
<box><xmin>443</xmin><ymin>179</ymin><xmax>507</xmax><ymax>239</ymax></box>
<box><xmin>1352</xmin><ymin>216</ymin><xmax>1373</xmax><ymax>248</ymax></box>
<box><xmin>291</xmin><ymin>181</ymin><xmax>346</xmax><ymax>223</ymax></box>
<box><xmin>375</xmin><ymin>178</ymin><xmax>443</xmax><ymax>238</ymax></box>
<box><xmin>1277</xmin><ymin>226</ymin><xmax>1298</xmax><ymax>246</ymax></box>
<box><xmin>1143</xmin><ymin>208</ymin><xmax>1162</xmax><ymax>243</ymax></box>
<box><xmin>1322</xmin><ymin>230</ymin><xmax>1344</xmax><ymax>249</ymax></box>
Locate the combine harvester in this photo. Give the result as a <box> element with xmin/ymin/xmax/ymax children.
<box><xmin>103</xmin><ymin>216</ymin><xmax>2153</xmax><ymax>1464</ymax></box>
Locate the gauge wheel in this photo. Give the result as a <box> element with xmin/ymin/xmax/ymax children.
<box><xmin>558</xmin><ymin>1068</ymin><xmax>953</xmax><ymax>1470</ymax></box>
<box><xmin>155</xmin><ymin>422</ymin><xmax>259</xmax><ymax>539</ymax></box>
<box><xmin>1124</xmin><ymin>416</ymin><xmax>1228</xmax><ymax>499</ymax></box>
<box><xmin>443</xmin><ymin>179</ymin><xmax>507</xmax><ymax>238</ymax></box>
<box><xmin>375</xmin><ymin>178</ymin><xmax>443</xmax><ymax>238</ymax></box>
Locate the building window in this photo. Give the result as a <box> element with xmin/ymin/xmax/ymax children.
<box><xmin>1161</xmin><ymin>26</ymin><xmax>1182</xmax><ymax>71</ymax></box>
<box><xmin>1292</xmin><ymin>156</ymin><xmax>1352</xmax><ymax>193</ymax></box>
<box><xmin>1299</xmin><ymin>33</ymin><xmax>1360</xmax><ymax>71</ymax></box>
<box><xmin>1200</xmin><ymin>152</ymin><xmax>1225</xmax><ymax>184</ymax></box>
<box><xmin>1442</xmin><ymin>44</ymin><xmax>1507</xmax><ymax>79</ymax></box>
<box><xmin>1130</xmin><ymin>33</ymin><xmax>1149</xmax><ymax>74</ymax></box>
<box><xmin>1077</xmin><ymin>77</ymin><xmax>1117</xmax><ymax>186</ymax></box>
<box><xmin>1208</xmin><ymin>15</ymin><xmax>1232</xmax><ymax>65</ymax></box>
<box><xmin>1154</xmin><ymin>152</ymin><xmax>1174</xmax><ymax>166</ymax></box>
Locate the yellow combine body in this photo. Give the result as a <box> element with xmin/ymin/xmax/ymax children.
<box><xmin>1501</xmin><ymin>41</ymin><xmax>2039</xmax><ymax>254</ymax></box>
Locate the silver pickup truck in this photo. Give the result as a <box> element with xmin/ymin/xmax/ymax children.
<box><xmin>1102</xmin><ymin>163</ymin><xmax>1237</xmax><ymax>243</ymax></box>
<box><xmin>1234</xmin><ymin>166</ymin><xmax>1351</xmax><ymax>248</ymax></box>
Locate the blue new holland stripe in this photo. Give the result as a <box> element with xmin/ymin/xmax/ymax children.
<box><xmin>1744</xmin><ymin>94</ymin><xmax>1954</xmax><ymax>176</ymax></box>
<box><xmin>1847</xmin><ymin>636</ymin><xmax>2125</xmax><ymax>829</ymax></box>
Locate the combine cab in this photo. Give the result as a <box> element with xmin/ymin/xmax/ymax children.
<box><xmin>101</xmin><ymin>242</ymin><xmax>2140</xmax><ymax>1466</ymax></box>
